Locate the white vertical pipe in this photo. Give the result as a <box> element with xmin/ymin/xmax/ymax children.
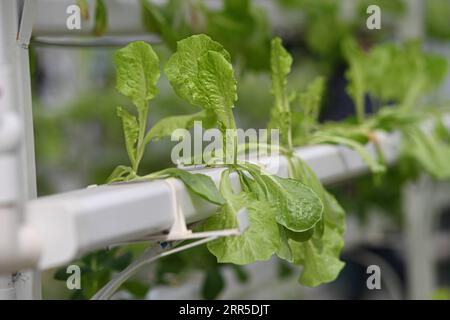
<box><xmin>0</xmin><ymin>0</ymin><xmax>40</xmax><ymax>299</ymax></box>
<box><xmin>14</xmin><ymin>0</ymin><xmax>40</xmax><ymax>300</ymax></box>
<box><xmin>0</xmin><ymin>0</ymin><xmax>21</xmax><ymax>300</ymax></box>
<box><xmin>16</xmin><ymin>0</ymin><xmax>37</xmax><ymax>202</ymax></box>
<box><xmin>339</xmin><ymin>0</ymin><xmax>356</xmax><ymax>22</ymax></box>
<box><xmin>403</xmin><ymin>176</ymin><xmax>435</xmax><ymax>299</ymax></box>
<box><xmin>397</xmin><ymin>0</ymin><xmax>425</xmax><ymax>40</ymax></box>
<box><xmin>400</xmin><ymin>1</ymin><xmax>431</xmax><ymax>300</ymax></box>
<box><xmin>16</xmin><ymin>0</ymin><xmax>41</xmax><ymax>300</ymax></box>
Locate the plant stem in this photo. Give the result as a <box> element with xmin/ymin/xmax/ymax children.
<box><xmin>356</xmin><ymin>96</ymin><xmax>365</xmax><ymax>124</ymax></box>
<box><xmin>133</xmin><ymin>106</ymin><xmax>149</xmax><ymax>173</ymax></box>
<box><xmin>223</xmin><ymin>108</ymin><xmax>238</xmax><ymax>165</ymax></box>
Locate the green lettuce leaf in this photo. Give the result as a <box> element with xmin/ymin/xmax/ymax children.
<box><xmin>292</xmin><ymin>76</ymin><xmax>325</xmax><ymax>145</ymax></box>
<box><xmin>196</xmin><ymin>50</ymin><xmax>237</xmax><ymax>130</ymax></box>
<box><xmin>113</xmin><ymin>41</ymin><xmax>161</xmax><ymax>172</ymax></box>
<box><xmin>270</xmin><ymin>37</ymin><xmax>292</xmax><ymax>114</ymax></box>
<box><xmin>268</xmin><ymin>37</ymin><xmax>293</xmax><ymax>147</ymax></box>
<box><xmin>402</xmin><ymin>125</ymin><xmax>450</xmax><ymax>180</ymax></box>
<box><xmin>238</xmin><ymin>171</ymin><xmax>293</xmax><ymax>261</ymax></box>
<box><xmin>155</xmin><ymin>168</ymin><xmax>225</xmax><ymax>206</ymax></box>
<box><xmin>343</xmin><ymin>39</ymin><xmax>448</xmax><ymax>112</ymax></box>
<box><xmin>298</xmin><ymin>77</ymin><xmax>325</xmax><ymax>122</ymax></box>
<box><xmin>165</xmin><ymin>34</ymin><xmax>238</xmax><ymax>162</ymax></box>
<box><xmin>342</xmin><ymin>38</ymin><xmax>367</xmax><ymax>123</ymax></box>
<box><xmin>114</xmin><ymin>41</ymin><xmax>160</xmax><ymax>112</ymax></box>
<box><xmin>266</xmin><ymin>175</ymin><xmax>323</xmax><ymax>232</ymax></box>
<box><xmin>204</xmin><ymin>170</ymin><xmax>283</xmax><ymax>264</ymax></box>
<box><xmin>164</xmin><ymin>34</ymin><xmax>231</xmax><ymax>108</ymax></box>
<box><xmin>240</xmin><ymin>163</ymin><xmax>324</xmax><ymax>233</ymax></box>
<box><xmin>288</xmin><ymin>157</ymin><xmax>346</xmax><ymax>286</ymax></box>
<box><xmin>290</xmin><ymin>192</ymin><xmax>346</xmax><ymax>287</ymax></box>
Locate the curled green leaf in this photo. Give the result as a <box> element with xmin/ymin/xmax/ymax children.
<box><xmin>268</xmin><ymin>176</ymin><xmax>323</xmax><ymax>233</ymax></box>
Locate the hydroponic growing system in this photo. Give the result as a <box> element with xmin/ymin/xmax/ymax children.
<box><xmin>0</xmin><ymin>0</ymin><xmax>449</xmax><ymax>300</ymax></box>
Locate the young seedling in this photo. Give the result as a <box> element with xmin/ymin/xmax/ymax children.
<box><xmin>108</xmin><ymin>40</ymin><xmax>225</xmax><ymax>207</ymax></box>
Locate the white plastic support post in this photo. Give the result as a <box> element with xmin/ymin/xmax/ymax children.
<box><xmin>397</xmin><ymin>0</ymin><xmax>424</xmax><ymax>40</ymax></box>
<box><xmin>404</xmin><ymin>178</ymin><xmax>450</xmax><ymax>300</ymax></box>
<box><xmin>0</xmin><ymin>0</ymin><xmax>40</xmax><ymax>300</ymax></box>
<box><xmin>15</xmin><ymin>0</ymin><xmax>42</xmax><ymax>300</ymax></box>
<box><xmin>403</xmin><ymin>176</ymin><xmax>436</xmax><ymax>300</ymax></box>
<box><xmin>0</xmin><ymin>2</ymin><xmax>23</xmax><ymax>301</ymax></box>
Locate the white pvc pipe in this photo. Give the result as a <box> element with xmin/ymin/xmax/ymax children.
<box><xmin>398</xmin><ymin>0</ymin><xmax>425</xmax><ymax>40</ymax></box>
<box><xmin>0</xmin><ymin>1</ymin><xmax>40</xmax><ymax>299</ymax></box>
<box><xmin>403</xmin><ymin>176</ymin><xmax>435</xmax><ymax>299</ymax></box>
<box><xmin>0</xmin><ymin>2</ymin><xmax>22</xmax><ymax>274</ymax></box>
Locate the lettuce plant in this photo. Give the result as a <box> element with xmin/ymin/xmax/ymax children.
<box><xmin>106</xmin><ymin>36</ymin><xmax>327</xmax><ymax>284</ymax></box>
<box><xmin>162</xmin><ymin>35</ymin><xmax>326</xmax><ymax>274</ymax></box>
<box><xmin>284</xmin><ymin>37</ymin><xmax>450</xmax><ymax>181</ymax></box>
<box><xmin>107</xmin><ymin>40</ymin><xmax>226</xmax><ymax>207</ymax></box>
<box><xmin>339</xmin><ymin>39</ymin><xmax>450</xmax><ymax>180</ymax></box>
<box><xmin>266</xmin><ymin>38</ymin><xmax>346</xmax><ymax>286</ymax></box>
<box><xmin>106</xmin><ymin>34</ymin><xmax>368</xmax><ymax>289</ymax></box>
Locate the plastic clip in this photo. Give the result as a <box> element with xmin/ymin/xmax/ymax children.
<box><xmin>146</xmin><ymin>178</ymin><xmax>249</xmax><ymax>241</ymax></box>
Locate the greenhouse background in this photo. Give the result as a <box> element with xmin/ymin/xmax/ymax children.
<box><xmin>1</xmin><ymin>0</ymin><xmax>450</xmax><ymax>301</ymax></box>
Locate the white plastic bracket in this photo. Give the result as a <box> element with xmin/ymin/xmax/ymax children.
<box><xmin>107</xmin><ymin>177</ymin><xmax>249</xmax><ymax>248</ymax></box>
<box><xmin>146</xmin><ymin>178</ymin><xmax>249</xmax><ymax>241</ymax></box>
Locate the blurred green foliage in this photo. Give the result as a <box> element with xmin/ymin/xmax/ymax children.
<box><xmin>141</xmin><ymin>0</ymin><xmax>271</xmax><ymax>71</ymax></box>
<box><xmin>432</xmin><ymin>288</ymin><xmax>450</xmax><ymax>300</ymax></box>
<box><xmin>426</xmin><ymin>0</ymin><xmax>450</xmax><ymax>40</ymax></box>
